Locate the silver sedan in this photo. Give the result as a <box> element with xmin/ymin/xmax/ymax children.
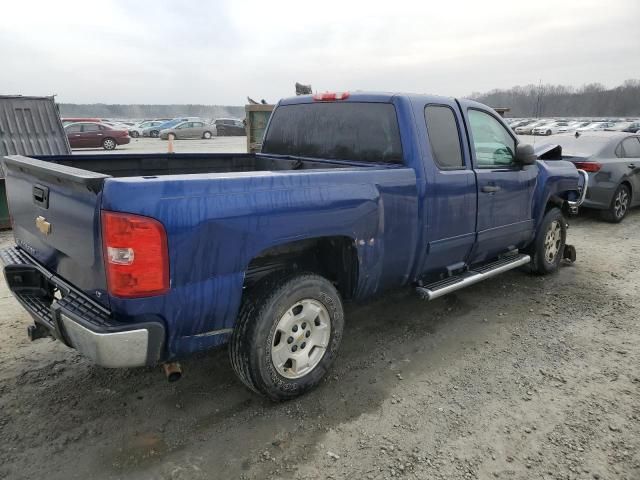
<box><xmin>160</xmin><ymin>121</ymin><xmax>214</xmax><ymax>140</ymax></box>
<box><xmin>550</xmin><ymin>132</ymin><xmax>640</xmax><ymax>222</ymax></box>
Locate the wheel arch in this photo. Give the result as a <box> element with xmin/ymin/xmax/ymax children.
<box><xmin>244</xmin><ymin>235</ymin><xmax>359</xmax><ymax>300</ymax></box>
<box><xmin>620</xmin><ymin>179</ymin><xmax>633</xmax><ymax>200</ymax></box>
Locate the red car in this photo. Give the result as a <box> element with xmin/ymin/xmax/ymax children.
<box><xmin>65</xmin><ymin>122</ymin><xmax>130</xmax><ymax>150</ymax></box>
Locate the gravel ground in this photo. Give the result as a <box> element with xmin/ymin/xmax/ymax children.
<box><xmin>0</xmin><ymin>205</ymin><xmax>639</xmax><ymax>479</ymax></box>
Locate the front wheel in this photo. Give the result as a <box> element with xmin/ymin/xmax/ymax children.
<box><xmin>601</xmin><ymin>184</ymin><xmax>630</xmax><ymax>223</ymax></box>
<box><xmin>230</xmin><ymin>273</ymin><xmax>344</xmax><ymax>401</ymax></box>
<box><xmin>150</xmin><ymin>130</ymin><xmax>159</xmax><ymax>138</ymax></box>
<box><xmin>546</xmin><ymin>129</ymin><xmax>552</xmax><ymax>136</ymax></box>
<box><xmin>130</xmin><ymin>131</ymin><xmax>139</xmax><ymax>138</ymax></box>
<box><xmin>203</xmin><ymin>131</ymin><xmax>212</xmax><ymax>139</ymax></box>
<box><xmin>530</xmin><ymin>207</ymin><xmax>566</xmax><ymax>274</ymax></box>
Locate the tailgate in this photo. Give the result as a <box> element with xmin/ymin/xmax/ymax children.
<box><xmin>2</xmin><ymin>155</ymin><xmax>111</xmax><ymax>308</ymax></box>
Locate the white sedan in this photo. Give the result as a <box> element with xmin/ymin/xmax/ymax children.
<box><xmin>532</xmin><ymin>121</ymin><xmax>570</xmax><ymax>136</ymax></box>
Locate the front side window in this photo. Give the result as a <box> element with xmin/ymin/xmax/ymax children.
<box><xmin>176</xmin><ymin>123</ymin><xmax>188</xmax><ymax>129</ymax></box>
<box><xmin>263</xmin><ymin>102</ymin><xmax>403</xmax><ymax>164</ymax></box>
<box><xmin>424</xmin><ymin>105</ymin><xmax>464</xmax><ymax>170</ymax></box>
<box><xmin>66</xmin><ymin>124</ymin><xmax>81</xmax><ymax>133</ymax></box>
<box><xmin>468</xmin><ymin>109</ymin><xmax>516</xmax><ymax>168</ymax></box>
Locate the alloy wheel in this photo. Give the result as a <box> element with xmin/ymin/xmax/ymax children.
<box><xmin>270</xmin><ymin>299</ymin><xmax>331</xmax><ymax>379</ymax></box>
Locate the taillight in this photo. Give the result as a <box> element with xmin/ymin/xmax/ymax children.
<box><xmin>101</xmin><ymin>211</ymin><xmax>169</xmax><ymax>298</ymax></box>
<box><xmin>573</xmin><ymin>161</ymin><xmax>601</xmax><ymax>172</ymax></box>
<box><xmin>313</xmin><ymin>91</ymin><xmax>350</xmax><ymax>101</ymax></box>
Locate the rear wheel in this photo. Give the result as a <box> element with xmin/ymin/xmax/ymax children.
<box><xmin>102</xmin><ymin>137</ymin><xmax>116</xmax><ymax>150</ymax></box>
<box><xmin>130</xmin><ymin>131</ymin><xmax>139</xmax><ymax>138</ymax></box>
<box><xmin>203</xmin><ymin>131</ymin><xmax>212</xmax><ymax>139</ymax></box>
<box><xmin>530</xmin><ymin>207</ymin><xmax>566</xmax><ymax>274</ymax></box>
<box><xmin>229</xmin><ymin>272</ymin><xmax>344</xmax><ymax>401</ymax></box>
<box><xmin>150</xmin><ymin>130</ymin><xmax>159</xmax><ymax>138</ymax></box>
<box><xmin>601</xmin><ymin>184</ymin><xmax>630</xmax><ymax>223</ymax></box>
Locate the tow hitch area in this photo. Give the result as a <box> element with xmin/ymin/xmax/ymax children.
<box><xmin>563</xmin><ymin>244</ymin><xmax>577</xmax><ymax>263</ymax></box>
<box><xmin>27</xmin><ymin>323</ymin><xmax>52</xmax><ymax>341</ymax></box>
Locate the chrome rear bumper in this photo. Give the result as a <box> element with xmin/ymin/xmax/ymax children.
<box><xmin>1</xmin><ymin>246</ymin><xmax>165</xmax><ymax>368</ymax></box>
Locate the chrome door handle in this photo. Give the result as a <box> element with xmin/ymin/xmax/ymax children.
<box><xmin>628</xmin><ymin>164</ymin><xmax>636</xmax><ymax>169</ymax></box>
<box><xmin>481</xmin><ymin>185</ymin><xmax>501</xmax><ymax>193</ymax></box>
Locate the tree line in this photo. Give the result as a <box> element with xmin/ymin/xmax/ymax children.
<box><xmin>470</xmin><ymin>79</ymin><xmax>640</xmax><ymax>117</ymax></box>
<box><xmin>58</xmin><ymin>103</ymin><xmax>245</xmax><ymax>120</ymax></box>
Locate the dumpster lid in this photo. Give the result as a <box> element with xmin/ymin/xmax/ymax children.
<box><xmin>0</xmin><ymin>95</ymin><xmax>71</xmax><ymax>177</ymax></box>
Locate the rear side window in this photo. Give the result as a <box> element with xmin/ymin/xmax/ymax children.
<box><xmin>82</xmin><ymin>123</ymin><xmax>100</xmax><ymax>132</ymax></box>
<box><xmin>424</xmin><ymin>105</ymin><xmax>464</xmax><ymax>169</ymax></box>
<box><xmin>262</xmin><ymin>102</ymin><xmax>403</xmax><ymax>163</ymax></box>
<box><xmin>621</xmin><ymin>137</ymin><xmax>640</xmax><ymax>158</ymax></box>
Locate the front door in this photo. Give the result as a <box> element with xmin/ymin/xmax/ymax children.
<box><xmin>461</xmin><ymin>105</ymin><xmax>538</xmax><ymax>263</ymax></box>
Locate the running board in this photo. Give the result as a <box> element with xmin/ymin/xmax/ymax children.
<box><xmin>416</xmin><ymin>254</ymin><xmax>531</xmax><ymax>301</ymax></box>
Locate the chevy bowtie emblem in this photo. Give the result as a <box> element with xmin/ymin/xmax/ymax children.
<box><xmin>35</xmin><ymin>216</ymin><xmax>51</xmax><ymax>235</ymax></box>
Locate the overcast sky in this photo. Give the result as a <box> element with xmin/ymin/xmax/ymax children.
<box><xmin>1</xmin><ymin>0</ymin><xmax>639</xmax><ymax>105</ymax></box>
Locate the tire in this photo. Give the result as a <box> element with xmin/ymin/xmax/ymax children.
<box><xmin>546</xmin><ymin>130</ymin><xmax>552</xmax><ymax>136</ymax></box>
<box><xmin>203</xmin><ymin>131</ymin><xmax>212</xmax><ymax>139</ymax></box>
<box><xmin>130</xmin><ymin>131</ymin><xmax>139</xmax><ymax>138</ymax></box>
<box><xmin>530</xmin><ymin>207</ymin><xmax>566</xmax><ymax>274</ymax></box>
<box><xmin>102</xmin><ymin>137</ymin><xmax>117</xmax><ymax>150</ymax></box>
<box><xmin>601</xmin><ymin>184</ymin><xmax>631</xmax><ymax>223</ymax></box>
<box><xmin>230</xmin><ymin>272</ymin><xmax>344</xmax><ymax>401</ymax></box>
<box><xmin>150</xmin><ymin>130</ymin><xmax>159</xmax><ymax>138</ymax></box>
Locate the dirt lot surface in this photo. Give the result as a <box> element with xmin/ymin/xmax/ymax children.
<box><xmin>0</xmin><ymin>210</ymin><xmax>639</xmax><ymax>480</ymax></box>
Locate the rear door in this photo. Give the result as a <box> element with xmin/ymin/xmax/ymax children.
<box><xmin>415</xmin><ymin>100</ymin><xmax>477</xmax><ymax>275</ymax></box>
<box><xmin>190</xmin><ymin>121</ymin><xmax>205</xmax><ymax>138</ymax></box>
<box><xmin>619</xmin><ymin>137</ymin><xmax>640</xmax><ymax>202</ymax></box>
<box><xmin>460</xmin><ymin>105</ymin><xmax>538</xmax><ymax>263</ymax></box>
<box><xmin>80</xmin><ymin>123</ymin><xmax>103</xmax><ymax>148</ymax></box>
<box><xmin>2</xmin><ymin>155</ymin><xmax>111</xmax><ymax>307</ymax></box>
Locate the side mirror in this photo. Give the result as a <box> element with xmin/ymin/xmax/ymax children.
<box><xmin>516</xmin><ymin>143</ymin><xmax>537</xmax><ymax>165</ymax></box>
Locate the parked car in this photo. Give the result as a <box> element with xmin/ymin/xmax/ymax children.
<box><xmin>64</xmin><ymin>122</ymin><xmax>130</xmax><ymax>150</ymax></box>
<box><xmin>606</xmin><ymin>121</ymin><xmax>640</xmax><ymax>133</ymax></box>
<box><xmin>130</xmin><ymin>120</ymin><xmax>169</xmax><ymax>138</ymax></box>
<box><xmin>576</xmin><ymin>122</ymin><xmax>614</xmax><ymax>132</ymax></box>
<box><xmin>532</xmin><ymin>121</ymin><xmax>571</xmax><ymax>136</ymax></box>
<box><xmin>141</xmin><ymin>118</ymin><xmax>200</xmax><ymax>137</ymax></box>
<box><xmin>1</xmin><ymin>92</ymin><xmax>585</xmax><ymax>400</ymax></box>
<box><xmin>214</xmin><ymin>118</ymin><xmax>245</xmax><ymax>136</ymax></box>
<box><xmin>61</xmin><ymin>117</ymin><xmax>101</xmax><ymax>126</ymax></box>
<box><xmin>160</xmin><ymin>120</ymin><xmax>214</xmax><ymax>140</ymax></box>
<box><xmin>515</xmin><ymin>120</ymin><xmax>551</xmax><ymax>135</ymax></box>
<box><xmin>551</xmin><ymin>132</ymin><xmax>640</xmax><ymax>222</ymax></box>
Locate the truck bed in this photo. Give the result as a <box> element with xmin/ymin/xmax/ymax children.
<box><xmin>33</xmin><ymin>152</ymin><xmax>363</xmax><ymax>178</ymax></box>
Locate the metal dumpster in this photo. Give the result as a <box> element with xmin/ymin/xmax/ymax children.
<box><xmin>245</xmin><ymin>104</ymin><xmax>274</xmax><ymax>153</ymax></box>
<box><xmin>0</xmin><ymin>95</ymin><xmax>70</xmax><ymax>229</ymax></box>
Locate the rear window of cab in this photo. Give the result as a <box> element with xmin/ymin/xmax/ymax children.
<box><xmin>262</xmin><ymin>102</ymin><xmax>403</xmax><ymax>164</ymax></box>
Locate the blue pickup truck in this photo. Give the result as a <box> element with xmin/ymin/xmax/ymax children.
<box><xmin>1</xmin><ymin>92</ymin><xmax>586</xmax><ymax>400</ymax></box>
